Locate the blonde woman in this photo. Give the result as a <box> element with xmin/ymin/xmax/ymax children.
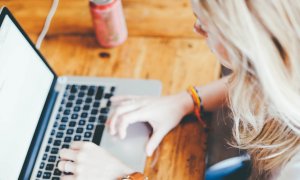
<box><xmin>57</xmin><ymin>0</ymin><xmax>300</xmax><ymax>179</ymax></box>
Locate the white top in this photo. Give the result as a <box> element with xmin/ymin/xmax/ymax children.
<box><xmin>273</xmin><ymin>151</ymin><xmax>300</xmax><ymax>179</ymax></box>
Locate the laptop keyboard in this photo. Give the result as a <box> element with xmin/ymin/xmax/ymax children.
<box><xmin>36</xmin><ymin>84</ymin><xmax>115</xmax><ymax>179</ymax></box>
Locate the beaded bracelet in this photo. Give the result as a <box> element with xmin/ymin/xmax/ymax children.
<box><xmin>187</xmin><ymin>86</ymin><xmax>207</xmax><ymax>128</ymax></box>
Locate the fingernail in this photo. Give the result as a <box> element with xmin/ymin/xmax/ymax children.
<box><xmin>57</xmin><ymin>162</ymin><xmax>63</xmax><ymax>170</ymax></box>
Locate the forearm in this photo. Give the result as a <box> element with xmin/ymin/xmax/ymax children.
<box><xmin>196</xmin><ymin>76</ymin><xmax>229</xmax><ymax>112</ymax></box>
<box><xmin>179</xmin><ymin>76</ymin><xmax>229</xmax><ymax>116</ymax></box>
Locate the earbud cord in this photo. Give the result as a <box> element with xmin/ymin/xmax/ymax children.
<box><xmin>36</xmin><ymin>0</ymin><xmax>59</xmax><ymax>49</ymax></box>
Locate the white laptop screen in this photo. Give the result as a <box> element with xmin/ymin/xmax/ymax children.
<box><xmin>0</xmin><ymin>15</ymin><xmax>54</xmax><ymax>180</ymax></box>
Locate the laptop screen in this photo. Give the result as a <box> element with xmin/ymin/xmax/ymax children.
<box><xmin>0</xmin><ymin>15</ymin><xmax>54</xmax><ymax>179</ymax></box>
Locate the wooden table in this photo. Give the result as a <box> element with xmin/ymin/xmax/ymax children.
<box><xmin>1</xmin><ymin>0</ymin><xmax>220</xmax><ymax>179</ymax></box>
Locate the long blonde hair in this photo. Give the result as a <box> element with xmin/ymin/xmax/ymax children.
<box><xmin>195</xmin><ymin>0</ymin><xmax>300</xmax><ymax>176</ymax></box>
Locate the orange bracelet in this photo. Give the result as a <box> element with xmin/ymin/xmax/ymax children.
<box><xmin>187</xmin><ymin>86</ymin><xmax>207</xmax><ymax>128</ymax></box>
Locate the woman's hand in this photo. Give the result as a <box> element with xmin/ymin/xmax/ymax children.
<box><xmin>107</xmin><ymin>92</ymin><xmax>194</xmax><ymax>156</ymax></box>
<box><xmin>58</xmin><ymin>142</ymin><xmax>133</xmax><ymax>180</ymax></box>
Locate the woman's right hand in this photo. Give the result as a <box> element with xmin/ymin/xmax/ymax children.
<box><xmin>107</xmin><ymin>92</ymin><xmax>193</xmax><ymax>157</ymax></box>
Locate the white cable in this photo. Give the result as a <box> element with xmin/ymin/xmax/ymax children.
<box><xmin>36</xmin><ymin>0</ymin><xmax>59</xmax><ymax>49</ymax></box>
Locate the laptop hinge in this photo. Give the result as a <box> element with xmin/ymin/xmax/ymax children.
<box><xmin>19</xmin><ymin>80</ymin><xmax>58</xmax><ymax>179</ymax></box>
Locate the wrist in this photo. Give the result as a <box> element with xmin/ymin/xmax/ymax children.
<box><xmin>176</xmin><ymin>92</ymin><xmax>194</xmax><ymax>116</ymax></box>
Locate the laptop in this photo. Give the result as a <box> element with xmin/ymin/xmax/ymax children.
<box><xmin>0</xmin><ymin>7</ymin><xmax>161</xmax><ymax>180</ymax></box>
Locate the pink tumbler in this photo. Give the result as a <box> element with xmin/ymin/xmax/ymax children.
<box><xmin>89</xmin><ymin>0</ymin><xmax>128</xmax><ymax>48</ymax></box>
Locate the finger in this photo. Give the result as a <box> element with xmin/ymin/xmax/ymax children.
<box><xmin>146</xmin><ymin>130</ymin><xmax>167</xmax><ymax>157</ymax></box>
<box><xmin>110</xmin><ymin>95</ymin><xmax>140</xmax><ymax>103</ymax></box>
<box><xmin>58</xmin><ymin>160</ymin><xmax>76</xmax><ymax>173</ymax></box>
<box><xmin>108</xmin><ymin>103</ymin><xmax>144</xmax><ymax>135</ymax></box>
<box><xmin>111</xmin><ymin>99</ymin><xmax>140</xmax><ymax>108</ymax></box>
<box><xmin>59</xmin><ymin>149</ymin><xmax>78</xmax><ymax>161</ymax></box>
<box><xmin>117</xmin><ymin>110</ymin><xmax>146</xmax><ymax>139</ymax></box>
<box><xmin>69</xmin><ymin>141</ymin><xmax>85</xmax><ymax>150</ymax></box>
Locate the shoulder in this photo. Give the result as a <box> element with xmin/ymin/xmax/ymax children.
<box><xmin>275</xmin><ymin>151</ymin><xmax>300</xmax><ymax>180</ymax></box>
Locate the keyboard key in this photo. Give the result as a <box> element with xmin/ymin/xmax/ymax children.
<box><xmin>95</xmin><ymin>86</ymin><xmax>104</xmax><ymax>100</ymax></box>
<box><xmin>58</xmin><ymin>106</ymin><xmax>63</xmax><ymax>112</ymax></box>
<box><xmin>62</xmin><ymin>144</ymin><xmax>70</xmax><ymax>149</ymax></box>
<box><xmin>76</xmin><ymin>128</ymin><xmax>83</xmax><ymax>133</ymax></box>
<box><xmin>79</xmin><ymin>120</ymin><xmax>86</xmax><ymax>125</ymax></box>
<box><xmin>56</xmin><ymin>132</ymin><xmax>63</xmax><ymax>138</ymax></box>
<box><xmin>87</xmin><ymin>88</ymin><xmax>95</xmax><ymax>96</ymax></box>
<box><xmin>63</xmin><ymin>110</ymin><xmax>70</xmax><ymax>115</ymax></box>
<box><xmin>40</xmin><ymin>162</ymin><xmax>45</xmax><ymax>169</ymax></box>
<box><xmin>74</xmin><ymin>106</ymin><xmax>81</xmax><ymax>112</ymax></box>
<box><xmin>92</xmin><ymin>125</ymin><xmax>105</xmax><ymax>145</ymax></box>
<box><xmin>81</xmin><ymin>112</ymin><xmax>88</xmax><ymax>118</ymax></box>
<box><xmin>93</xmin><ymin>101</ymin><xmax>100</xmax><ymax>108</ymax></box>
<box><xmin>84</xmin><ymin>132</ymin><xmax>92</xmax><ymax>138</ymax></box>
<box><xmin>37</xmin><ymin>171</ymin><xmax>42</xmax><ymax>178</ymax></box>
<box><xmin>87</xmin><ymin>124</ymin><xmax>94</xmax><ymax>130</ymax></box>
<box><xmin>91</xmin><ymin>109</ymin><xmax>98</xmax><ymax>115</ymax></box>
<box><xmin>64</xmin><ymin>136</ymin><xmax>72</xmax><ymax>143</ymax></box>
<box><xmin>66</xmin><ymin>102</ymin><xmax>73</xmax><ymax>108</ymax></box>
<box><xmin>64</xmin><ymin>172</ymin><xmax>73</xmax><ymax>175</ymax></box>
<box><xmin>78</xmin><ymin>92</ymin><xmax>85</xmax><ymax>98</ymax></box>
<box><xmin>71</xmin><ymin>114</ymin><xmax>79</xmax><ymax>119</ymax></box>
<box><xmin>51</xmin><ymin>148</ymin><xmax>59</xmax><ymax>154</ymax></box>
<box><xmin>54</xmin><ymin>140</ymin><xmax>61</xmax><ymax>146</ymax></box>
<box><xmin>104</xmin><ymin>93</ymin><xmax>113</xmax><ymax>99</ymax></box>
<box><xmin>69</xmin><ymin>121</ymin><xmax>76</xmax><ymax>127</ymax></box>
<box><xmin>48</xmin><ymin>138</ymin><xmax>53</xmax><ymax>144</ymax></box>
<box><xmin>48</xmin><ymin>156</ymin><xmax>56</xmax><ymax>162</ymax></box>
<box><xmin>43</xmin><ymin>172</ymin><xmax>51</xmax><ymax>179</ymax></box>
<box><xmin>110</xmin><ymin>86</ymin><xmax>115</xmax><ymax>93</ymax></box>
<box><xmin>61</xmin><ymin>99</ymin><xmax>66</xmax><ymax>105</ymax></box>
<box><xmin>56</xmin><ymin>114</ymin><xmax>60</xmax><ymax>120</ymax></box>
<box><xmin>83</xmin><ymin>105</ymin><xmax>90</xmax><ymax>111</ymax></box>
<box><xmin>66</xmin><ymin>85</ymin><xmax>71</xmax><ymax>90</ymax></box>
<box><xmin>70</xmin><ymin>85</ymin><xmax>78</xmax><ymax>94</ymax></box>
<box><xmin>61</xmin><ymin>117</ymin><xmax>68</xmax><ymax>123</ymax></box>
<box><xmin>106</xmin><ymin>100</ymin><xmax>111</xmax><ymax>107</ymax></box>
<box><xmin>100</xmin><ymin>108</ymin><xmax>109</xmax><ymax>114</ymax></box>
<box><xmin>80</xmin><ymin>85</ymin><xmax>87</xmax><ymax>91</ymax></box>
<box><xmin>54</xmin><ymin>168</ymin><xmax>62</xmax><ymax>176</ymax></box>
<box><xmin>74</xmin><ymin>135</ymin><xmax>81</xmax><ymax>141</ymax></box>
<box><xmin>46</xmin><ymin>164</ymin><xmax>54</xmax><ymax>171</ymax></box>
<box><xmin>68</xmin><ymin>95</ymin><xmax>75</xmax><ymax>101</ymax></box>
<box><xmin>98</xmin><ymin>115</ymin><xmax>107</xmax><ymax>123</ymax></box>
<box><xmin>45</xmin><ymin>146</ymin><xmax>50</xmax><ymax>152</ymax></box>
<box><xmin>67</xmin><ymin>129</ymin><xmax>74</xmax><ymax>135</ymax></box>
<box><xmin>42</xmin><ymin>153</ymin><xmax>48</xmax><ymax>160</ymax></box>
<box><xmin>53</xmin><ymin>122</ymin><xmax>58</xmax><ymax>128</ymax></box>
<box><xmin>52</xmin><ymin>177</ymin><xmax>60</xmax><ymax>180</ymax></box>
<box><xmin>85</xmin><ymin>98</ymin><xmax>92</xmax><ymax>103</ymax></box>
<box><xmin>51</xmin><ymin>129</ymin><xmax>55</xmax><ymax>136</ymax></box>
<box><xmin>76</xmin><ymin>99</ymin><xmax>83</xmax><ymax>105</ymax></box>
<box><xmin>59</xmin><ymin>124</ymin><xmax>66</xmax><ymax>130</ymax></box>
<box><xmin>89</xmin><ymin>116</ymin><xmax>96</xmax><ymax>122</ymax></box>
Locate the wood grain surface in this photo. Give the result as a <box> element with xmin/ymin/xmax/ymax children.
<box><xmin>0</xmin><ymin>0</ymin><xmax>221</xmax><ymax>179</ymax></box>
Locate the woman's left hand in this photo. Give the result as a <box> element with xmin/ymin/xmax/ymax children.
<box><xmin>57</xmin><ymin>141</ymin><xmax>133</xmax><ymax>180</ymax></box>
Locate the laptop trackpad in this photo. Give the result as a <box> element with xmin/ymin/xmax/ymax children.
<box><xmin>100</xmin><ymin>123</ymin><xmax>151</xmax><ymax>172</ymax></box>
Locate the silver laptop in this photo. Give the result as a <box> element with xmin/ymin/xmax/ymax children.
<box><xmin>0</xmin><ymin>7</ymin><xmax>161</xmax><ymax>180</ymax></box>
